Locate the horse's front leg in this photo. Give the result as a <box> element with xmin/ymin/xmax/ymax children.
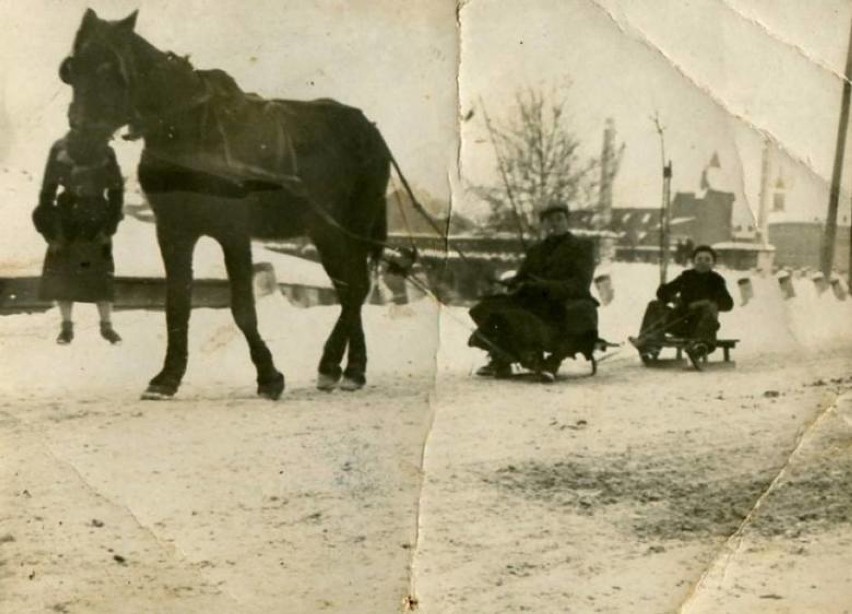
<box><xmin>315</xmin><ymin>243</ymin><xmax>372</xmax><ymax>392</ymax></box>
<box><xmin>142</xmin><ymin>230</ymin><xmax>198</xmax><ymax>400</ymax></box>
<box><xmin>221</xmin><ymin>235</ymin><xmax>285</xmax><ymax>400</ymax></box>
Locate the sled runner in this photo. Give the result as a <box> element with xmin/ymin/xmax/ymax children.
<box><xmin>629</xmin><ymin>336</ymin><xmax>738</xmax><ymax>371</ymax></box>
<box><xmin>477</xmin><ymin>337</ymin><xmax>620</xmax><ymax>382</ymax></box>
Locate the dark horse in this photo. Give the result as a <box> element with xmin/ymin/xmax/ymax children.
<box><xmin>61</xmin><ymin>9</ymin><xmax>392</xmax><ymax>399</ymax></box>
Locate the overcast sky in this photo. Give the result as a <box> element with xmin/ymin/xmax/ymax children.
<box><xmin>460</xmin><ymin>0</ymin><xmax>852</xmax><ymax>227</ymax></box>
<box><xmin>0</xmin><ymin>0</ymin><xmax>458</xmax><ymax>194</ymax></box>
<box><xmin>2</xmin><ymin>0</ymin><xmax>851</xmax><ymax>246</ymax></box>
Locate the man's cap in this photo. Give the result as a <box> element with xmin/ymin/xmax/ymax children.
<box><xmin>539</xmin><ymin>203</ymin><xmax>570</xmax><ymax>220</ymax></box>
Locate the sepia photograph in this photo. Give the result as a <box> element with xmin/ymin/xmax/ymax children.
<box><xmin>1</xmin><ymin>1</ymin><xmax>851</xmax><ymax>612</ymax></box>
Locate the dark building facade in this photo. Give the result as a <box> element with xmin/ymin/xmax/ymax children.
<box><xmin>669</xmin><ymin>189</ymin><xmax>735</xmax><ymax>246</ymax></box>
<box><xmin>769</xmin><ymin>222</ymin><xmax>850</xmax><ymax>273</ymax></box>
<box><xmin>572</xmin><ymin>208</ymin><xmax>660</xmax><ymax>246</ymax></box>
<box><xmin>569</xmin><ymin>188</ymin><xmax>735</xmax><ymax>262</ymax></box>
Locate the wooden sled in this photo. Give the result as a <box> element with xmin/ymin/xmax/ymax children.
<box><xmin>510</xmin><ymin>338</ymin><xmax>620</xmax><ymax>381</ymax></box>
<box><xmin>476</xmin><ymin>338</ymin><xmax>620</xmax><ymax>382</ymax></box>
<box><xmin>630</xmin><ymin>337</ymin><xmax>739</xmax><ymax>371</ymax></box>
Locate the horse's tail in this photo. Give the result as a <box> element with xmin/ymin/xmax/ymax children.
<box><xmin>358</xmin><ymin>119</ymin><xmax>390</xmax><ymax>266</ymax></box>
<box><xmin>379</xmin><ymin>134</ymin><xmax>448</xmax><ymax>241</ymax></box>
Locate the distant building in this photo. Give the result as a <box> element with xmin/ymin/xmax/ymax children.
<box><xmin>768</xmin><ymin>221</ymin><xmax>850</xmax><ymax>273</ymax></box>
<box><xmin>571</xmin><ymin>151</ymin><xmax>737</xmax><ymax>262</ymax></box>
<box><xmin>761</xmin><ymin>150</ymin><xmax>851</xmax><ymax>274</ymax></box>
<box><xmin>573</xmin><ymin>207</ymin><xmax>658</xmax><ymax>246</ymax></box>
<box><xmin>669</xmin><ymin>189</ymin><xmax>735</xmax><ymax>246</ymax></box>
<box><xmin>571</xmin><ymin>188</ymin><xmax>735</xmax><ymax>262</ymax></box>
<box><xmin>672</xmin><ymin>151</ymin><xmax>738</xmax><ymax>246</ymax></box>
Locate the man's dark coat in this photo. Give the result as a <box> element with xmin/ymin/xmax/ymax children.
<box><xmin>469</xmin><ymin>232</ymin><xmax>599</xmax><ymax>364</ymax></box>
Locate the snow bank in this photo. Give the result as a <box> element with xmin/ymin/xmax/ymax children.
<box><xmin>592</xmin><ymin>262</ymin><xmax>852</xmax><ymax>357</ymax></box>
<box><xmin>0</xmin><ymin>257</ymin><xmax>849</xmax><ymax>399</ymax></box>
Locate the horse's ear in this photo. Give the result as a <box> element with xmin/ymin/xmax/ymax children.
<box><xmin>115</xmin><ymin>10</ymin><xmax>138</xmax><ymax>33</ymax></box>
<box><xmin>81</xmin><ymin>8</ymin><xmax>99</xmax><ymax>30</ymax></box>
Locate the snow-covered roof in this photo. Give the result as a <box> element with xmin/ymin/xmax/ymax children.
<box><xmin>712</xmin><ymin>241</ymin><xmax>776</xmax><ymax>252</ymax></box>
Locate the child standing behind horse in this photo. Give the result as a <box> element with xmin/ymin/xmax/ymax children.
<box><xmin>32</xmin><ymin>128</ymin><xmax>125</xmax><ymax>344</ymax></box>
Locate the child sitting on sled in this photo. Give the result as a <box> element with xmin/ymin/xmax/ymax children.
<box><xmin>630</xmin><ymin>245</ymin><xmax>734</xmax><ymax>364</ymax></box>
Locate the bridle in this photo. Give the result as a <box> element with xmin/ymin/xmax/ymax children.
<box><xmin>61</xmin><ymin>36</ymin><xmax>211</xmax><ymax>141</ymax></box>
<box><xmin>61</xmin><ymin>35</ymin><xmax>137</xmax><ymax>129</ymax></box>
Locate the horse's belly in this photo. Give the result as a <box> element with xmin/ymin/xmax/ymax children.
<box><xmin>144</xmin><ymin>188</ymin><xmax>307</xmax><ymax>239</ymax></box>
<box><xmin>248</xmin><ymin>191</ymin><xmax>309</xmax><ymax>240</ymax></box>
<box><xmin>140</xmin><ymin>153</ymin><xmax>310</xmax><ymax>239</ymax></box>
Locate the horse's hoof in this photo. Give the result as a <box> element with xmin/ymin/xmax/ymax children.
<box><xmin>339</xmin><ymin>375</ymin><xmax>365</xmax><ymax>392</ymax></box>
<box><xmin>316</xmin><ymin>372</ymin><xmax>340</xmax><ymax>392</ymax></box>
<box><xmin>258</xmin><ymin>372</ymin><xmax>285</xmax><ymax>400</ymax></box>
<box><xmin>141</xmin><ymin>384</ymin><xmax>177</xmax><ymax>400</ymax></box>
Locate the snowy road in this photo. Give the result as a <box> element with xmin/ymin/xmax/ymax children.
<box><xmin>418</xmin><ymin>349</ymin><xmax>852</xmax><ymax>613</ymax></box>
<box><xmin>1</xmin><ymin>277</ymin><xmax>851</xmax><ymax>612</ymax></box>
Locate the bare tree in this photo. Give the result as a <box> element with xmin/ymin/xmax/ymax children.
<box><xmin>477</xmin><ymin>87</ymin><xmax>622</xmax><ymax>236</ymax></box>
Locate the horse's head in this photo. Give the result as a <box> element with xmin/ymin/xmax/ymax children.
<box><xmin>60</xmin><ymin>9</ymin><xmax>140</xmax><ymax>137</ymax></box>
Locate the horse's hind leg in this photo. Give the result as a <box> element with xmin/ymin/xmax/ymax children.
<box><xmin>221</xmin><ymin>235</ymin><xmax>285</xmax><ymax>400</ymax></box>
<box><xmin>315</xmin><ymin>242</ymin><xmax>371</xmax><ymax>391</ymax></box>
<box><xmin>144</xmin><ymin>229</ymin><xmax>198</xmax><ymax>399</ymax></box>
<box><xmin>341</xmin><ymin>281</ymin><xmax>369</xmax><ymax>390</ymax></box>
<box><xmin>317</xmin><ymin>311</ymin><xmax>348</xmax><ymax>389</ymax></box>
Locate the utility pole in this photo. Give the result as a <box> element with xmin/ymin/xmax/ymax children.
<box><xmin>660</xmin><ymin>162</ymin><xmax>673</xmax><ymax>284</ymax></box>
<box><xmin>756</xmin><ymin>137</ymin><xmax>771</xmax><ymax>246</ymax></box>
<box><xmin>652</xmin><ymin>113</ymin><xmax>673</xmax><ymax>284</ymax></box>
<box><xmin>822</xmin><ymin>17</ymin><xmax>852</xmax><ymax>278</ymax></box>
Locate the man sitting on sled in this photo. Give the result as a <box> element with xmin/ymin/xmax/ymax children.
<box><xmin>630</xmin><ymin>244</ymin><xmax>734</xmax><ymax>365</ymax></box>
<box><xmin>468</xmin><ymin>204</ymin><xmax>599</xmax><ymax>383</ymax></box>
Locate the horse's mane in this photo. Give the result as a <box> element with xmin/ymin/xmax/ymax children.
<box><xmin>119</xmin><ymin>34</ymin><xmax>370</xmax><ymax>191</ymax></box>
<box><xmin>196</xmin><ymin>68</ymin><xmax>245</xmax><ymax>104</ymax></box>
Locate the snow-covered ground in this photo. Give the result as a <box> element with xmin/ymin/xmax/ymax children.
<box><xmin>1</xmin><ymin>259</ymin><xmax>848</xmax><ymax>397</ymax></box>
<box><xmin>1</xmin><ymin>254</ymin><xmax>851</xmax><ymax>612</ymax></box>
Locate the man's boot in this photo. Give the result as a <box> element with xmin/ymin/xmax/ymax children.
<box><xmin>475</xmin><ymin>356</ymin><xmax>512</xmax><ymax>378</ymax></box>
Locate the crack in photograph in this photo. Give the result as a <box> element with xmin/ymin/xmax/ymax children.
<box><xmin>2</xmin><ymin>1</ymin><xmax>851</xmax><ymax>612</ymax></box>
